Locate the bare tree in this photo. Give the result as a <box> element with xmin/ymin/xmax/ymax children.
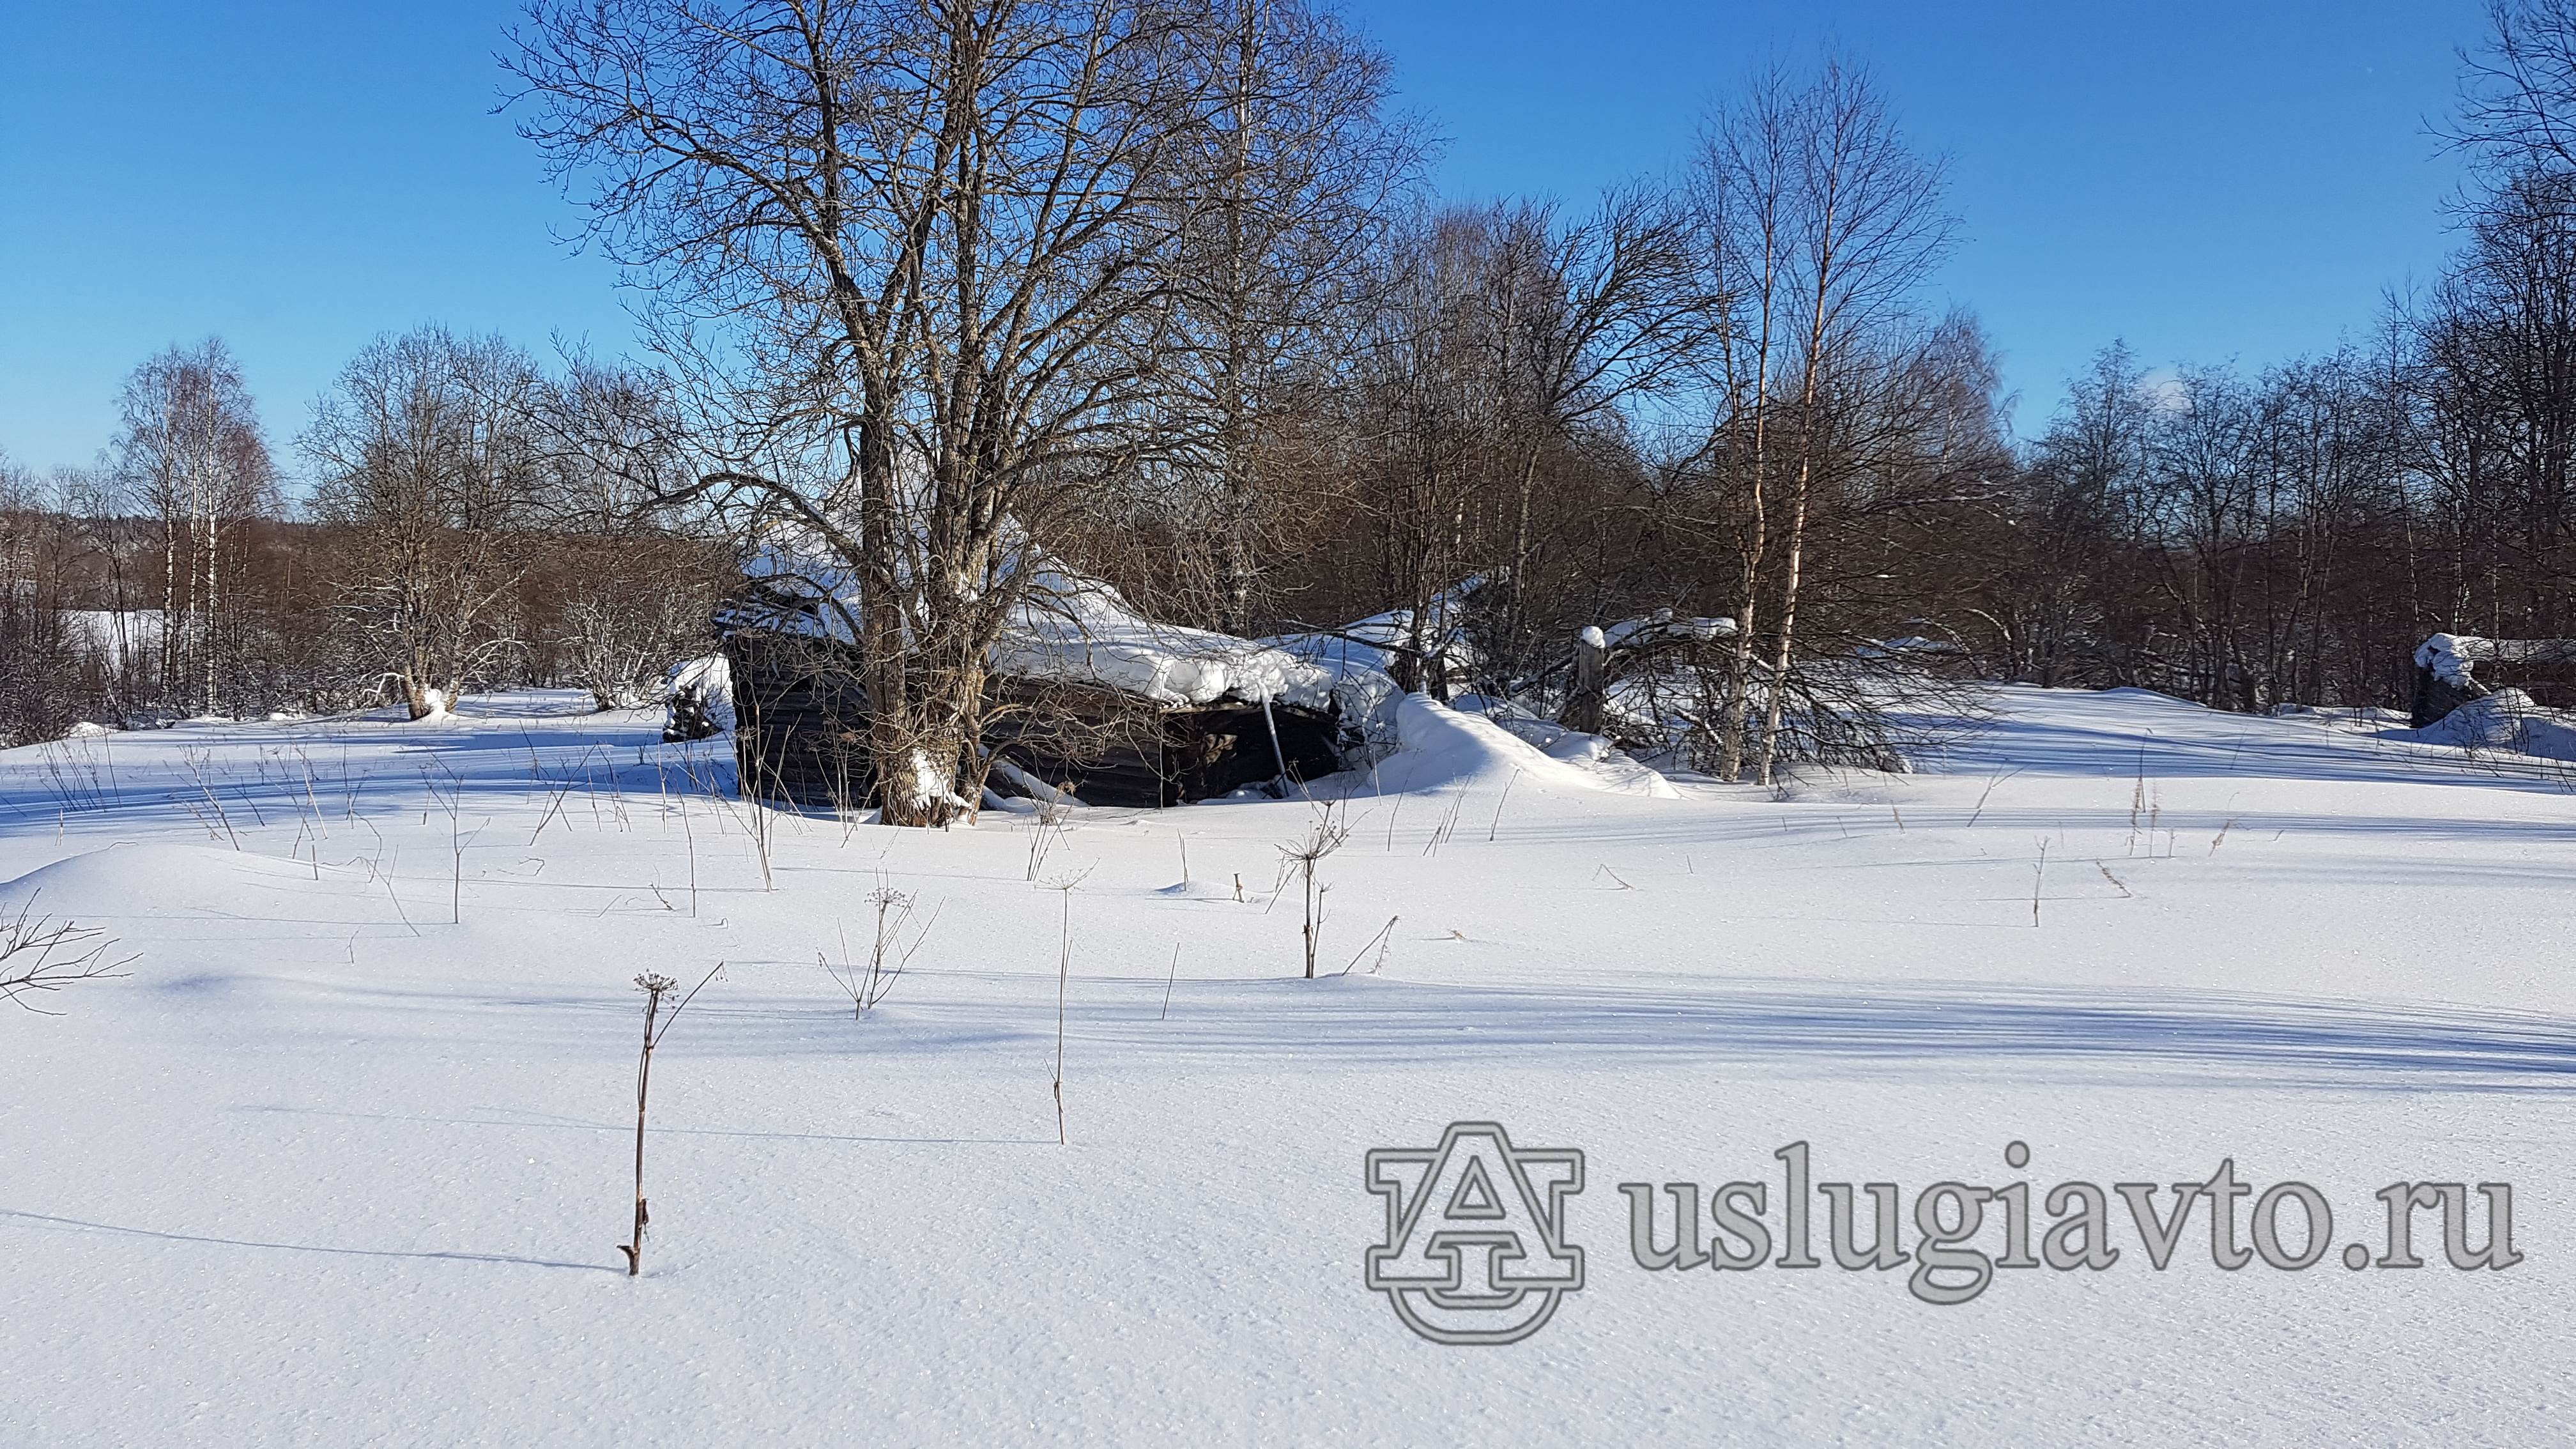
<box><xmin>1336</xmin><ymin>206</ymin><xmax>1516</xmax><ymax>697</ymax></box>
<box><xmin>2455</xmin><ymin>1</ymin><xmax>2576</xmax><ymax>176</ymax></box>
<box><xmin>1725</xmin><ymin>57</ymin><xmax>1951</xmax><ymax>786</ymax></box>
<box><xmin>1156</xmin><ymin>0</ymin><xmax>1418</xmax><ymax>636</ymax></box>
<box><xmin>1476</xmin><ymin>189</ymin><xmax>1719</xmax><ymax>691</ymax></box>
<box><xmin>0</xmin><ymin>455</ymin><xmax>96</xmax><ymax>744</ymax></box>
<box><xmin>533</xmin><ymin>360</ymin><xmax>735</xmax><ymax>710</ymax></box>
<box><xmin>109</xmin><ymin>339</ymin><xmax>277</xmax><ymax>717</ymax></box>
<box><xmin>512</xmin><ymin>0</ymin><xmax>1285</xmax><ymax>825</ymax></box>
<box><xmin>303</xmin><ymin>326</ymin><xmax>549</xmax><ymax>717</ymax></box>
<box><xmin>1693</xmin><ymin>65</ymin><xmax>1801</xmax><ymax>780</ymax></box>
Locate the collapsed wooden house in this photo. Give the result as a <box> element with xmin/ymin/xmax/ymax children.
<box><xmin>678</xmin><ymin>562</ymin><xmax>1346</xmax><ymax>811</ymax></box>
<box><xmin>2411</xmin><ymin>634</ymin><xmax>2576</xmax><ymax>727</ymax></box>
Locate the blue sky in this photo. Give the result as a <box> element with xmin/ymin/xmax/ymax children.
<box><xmin>0</xmin><ymin>1</ymin><xmax>2485</xmax><ymax>478</ymax></box>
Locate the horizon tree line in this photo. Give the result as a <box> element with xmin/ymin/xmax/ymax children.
<box><xmin>6</xmin><ymin>1</ymin><xmax>2576</xmax><ymax>796</ymax></box>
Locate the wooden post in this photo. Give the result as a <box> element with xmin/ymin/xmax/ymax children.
<box><xmin>1564</xmin><ymin>625</ymin><xmax>1609</xmax><ymax>735</ymax></box>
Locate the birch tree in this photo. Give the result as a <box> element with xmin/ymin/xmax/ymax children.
<box><xmin>1699</xmin><ymin>59</ymin><xmax>1948</xmax><ymax>786</ymax></box>
<box><xmin>109</xmin><ymin>339</ymin><xmax>275</xmax><ymax>716</ymax></box>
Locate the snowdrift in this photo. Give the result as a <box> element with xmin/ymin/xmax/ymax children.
<box><xmin>0</xmin><ymin>842</ymin><xmax>384</xmax><ymax>921</ymax></box>
<box><xmin>1323</xmin><ymin>694</ymin><xmax>1680</xmax><ymax>799</ymax></box>
<box><xmin>2398</xmin><ymin>687</ymin><xmax>2576</xmax><ymax>762</ymax></box>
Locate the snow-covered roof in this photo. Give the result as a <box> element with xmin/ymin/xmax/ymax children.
<box><xmin>719</xmin><ymin>540</ymin><xmax>1334</xmax><ymax>711</ymax></box>
<box><xmin>1266</xmin><ymin>576</ymin><xmax>1489</xmax><ymax>682</ymax></box>
<box><xmin>996</xmin><ymin>568</ymin><xmax>1333</xmax><ymax>710</ymax></box>
<box><xmin>1597</xmin><ymin>610</ymin><xmax>1736</xmax><ymax>652</ymax></box>
<box><xmin>2415</xmin><ymin>634</ymin><xmax>2576</xmax><ymax>688</ymax></box>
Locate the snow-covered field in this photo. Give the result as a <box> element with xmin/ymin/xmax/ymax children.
<box><xmin>3</xmin><ymin>686</ymin><xmax>2570</xmax><ymax>1445</ymax></box>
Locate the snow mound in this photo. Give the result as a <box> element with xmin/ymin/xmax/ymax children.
<box><xmin>0</xmin><ymin>843</ymin><xmax>386</xmax><ymax>921</ymax></box>
<box><xmin>1265</xmin><ymin>632</ymin><xmax>1402</xmax><ymax>746</ymax></box>
<box><xmin>2399</xmin><ymin>688</ymin><xmax>2576</xmax><ymax>762</ymax></box>
<box><xmin>664</xmin><ymin>652</ymin><xmax>737</xmax><ymax>737</ymax></box>
<box><xmin>1329</xmin><ymin>694</ymin><xmax>1680</xmax><ymax>799</ymax></box>
<box><xmin>1268</xmin><ymin>578</ymin><xmax>1489</xmax><ymax>690</ymax></box>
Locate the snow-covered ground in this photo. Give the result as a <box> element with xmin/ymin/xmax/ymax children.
<box><xmin>3</xmin><ymin>686</ymin><xmax>2570</xmax><ymax>1445</ymax></box>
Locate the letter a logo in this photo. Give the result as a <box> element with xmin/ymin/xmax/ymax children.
<box><xmin>1364</xmin><ymin>1121</ymin><xmax>1584</xmax><ymax>1344</ymax></box>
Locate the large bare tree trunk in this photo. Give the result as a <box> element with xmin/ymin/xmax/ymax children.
<box><xmin>512</xmin><ymin>1</ymin><xmax>1402</xmax><ymax>826</ymax></box>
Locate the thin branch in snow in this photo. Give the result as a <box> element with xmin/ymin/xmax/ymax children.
<box><xmin>0</xmin><ymin>897</ymin><xmax>134</xmax><ymax>1014</ymax></box>
<box><xmin>1338</xmin><ymin>915</ymin><xmax>1400</xmax><ymax>976</ymax></box>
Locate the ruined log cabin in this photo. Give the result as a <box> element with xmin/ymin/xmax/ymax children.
<box><xmin>685</xmin><ymin>558</ymin><xmax>1346</xmax><ymax>811</ymax></box>
<box><xmin>2411</xmin><ymin>634</ymin><xmax>2576</xmax><ymax>727</ymax></box>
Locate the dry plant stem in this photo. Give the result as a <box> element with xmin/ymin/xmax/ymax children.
<box><xmin>746</xmin><ymin>792</ymin><xmax>775</xmax><ymax>892</ymax></box>
<box><xmin>530</xmin><ymin>744</ymin><xmax>597</xmax><ymax>842</ymax></box>
<box><xmin>1967</xmin><ymin>769</ymin><xmax>2020</xmax><ymax>827</ymax></box>
<box><xmin>824</xmin><ymin>884</ymin><xmax>938</xmax><ymax>1015</ymax></box>
<box><xmin>358</xmin><ymin>816</ymin><xmax>421</xmax><ymax>938</ymax></box>
<box><xmin>1026</xmin><ymin>799</ymin><xmax>1071</xmax><ymax>882</ymax></box>
<box><xmin>1280</xmin><ymin>802</ymin><xmax>1352</xmax><ymax>978</ymax></box>
<box><xmin>423</xmin><ymin>762</ymin><xmax>464</xmax><ymax>923</ymax></box>
<box><xmin>621</xmin><ymin>963</ymin><xmax>722</xmax><ymax>1276</ymax></box>
<box><xmin>1423</xmin><ymin>792</ymin><xmax>1464</xmax><ymax>856</ymax></box>
<box><xmin>676</xmin><ymin>790</ymin><xmax>697</xmax><ymax>917</ymax></box>
<box><xmin>184</xmin><ymin>751</ymin><xmax>241</xmax><ymax>850</ymax></box>
<box><xmin>1052</xmin><ymin>887</ymin><xmax>1073</xmax><ymax>1144</ymax></box>
<box><xmin>1338</xmin><ymin>914</ymin><xmax>1400</xmax><ymax>976</ymax></box>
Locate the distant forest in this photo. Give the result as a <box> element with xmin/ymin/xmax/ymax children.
<box><xmin>9</xmin><ymin>1</ymin><xmax>2576</xmax><ymax>818</ymax></box>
